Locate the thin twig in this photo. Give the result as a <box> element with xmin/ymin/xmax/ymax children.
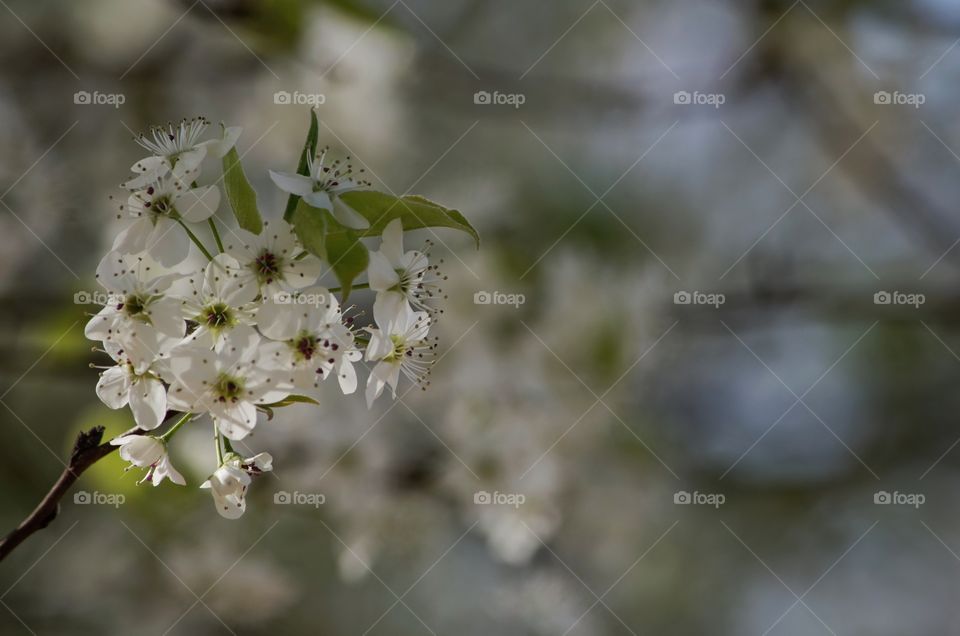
<box><xmin>0</xmin><ymin>425</ymin><xmax>138</xmax><ymax>562</ymax></box>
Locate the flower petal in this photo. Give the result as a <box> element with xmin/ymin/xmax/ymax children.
<box><xmin>128</xmin><ymin>377</ymin><xmax>166</xmax><ymax>430</ymax></box>
<box><xmin>176</xmin><ymin>186</ymin><xmax>220</xmax><ymax>222</ymax></box>
<box><xmin>269</xmin><ymin>171</ymin><xmax>314</xmax><ymax>197</ymax></box>
<box><xmin>96</xmin><ymin>366</ymin><xmax>130</xmax><ymax>409</ymax></box>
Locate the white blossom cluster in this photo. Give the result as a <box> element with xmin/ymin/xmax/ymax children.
<box><xmin>84</xmin><ymin>118</ymin><xmax>445</xmax><ymax>518</ymax></box>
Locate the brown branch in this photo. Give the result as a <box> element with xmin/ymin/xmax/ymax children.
<box><xmin>0</xmin><ymin>425</ymin><xmax>137</xmax><ymax>562</ymax></box>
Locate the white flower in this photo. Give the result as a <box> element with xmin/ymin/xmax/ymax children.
<box><xmin>200</xmin><ymin>451</ymin><xmax>273</xmax><ymax>519</ymax></box>
<box><xmin>257</xmin><ymin>286</ymin><xmax>362</xmax><ymax>395</ymax></box>
<box><xmin>368</xmin><ymin>218</ymin><xmax>446</xmax><ymax>319</ymax></box>
<box><xmin>123</xmin><ymin>118</ymin><xmax>240</xmax><ymax>189</ymax></box>
<box><xmin>113</xmin><ymin>175</ymin><xmax>221</xmax><ymax>266</ymax></box>
<box><xmin>364</xmin><ymin>303</ymin><xmax>436</xmax><ymax>407</ymax></box>
<box><xmin>95</xmin><ymin>342</ymin><xmax>168</xmax><ymax>430</ymax></box>
<box><xmin>110</xmin><ymin>434</ymin><xmax>186</xmax><ymax>486</ymax></box>
<box><xmin>223</xmin><ymin>220</ymin><xmax>323</xmax><ymax>296</ymax></box>
<box><xmin>180</xmin><ymin>253</ymin><xmax>258</xmax><ymax>350</ymax></box>
<box><xmin>269</xmin><ymin>148</ymin><xmax>370</xmax><ymax>229</ymax></box>
<box><xmin>165</xmin><ymin>326</ymin><xmax>291</xmax><ymax>440</ymax></box>
<box><xmin>84</xmin><ymin>252</ymin><xmax>185</xmax><ymax>371</ymax></box>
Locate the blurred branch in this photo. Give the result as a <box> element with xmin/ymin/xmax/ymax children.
<box><xmin>0</xmin><ymin>425</ymin><xmax>137</xmax><ymax>563</ymax></box>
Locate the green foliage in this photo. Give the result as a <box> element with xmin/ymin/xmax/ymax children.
<box><xmin>341</xmin><ymin>191</ymin><xmax>480</xmax><ymax>247</ymax></box>
<box><xmin>261</xmin><ymin>394</ymin><xmax>321</xmax><ymax>408</ymax></box>
<box><xmin>283</xmin><ymin>109</ymin><xmax>319</xmax><ymax>222</ymax></box>
<box><xmin>222</xmin><ymin>147</ymin><xmax>263</xmax><ymax>234</ymax></box>
<box><xmin>282</xmin><ymin>107</ymin><xmax>478</xmax><ymax>298</ymax></box>
<box><xmin>292</xmin><ymin>201</ymin><xmax>369</xmax><ymax>300</ymax></box>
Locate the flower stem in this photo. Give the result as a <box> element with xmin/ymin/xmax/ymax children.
<box><xmin>328</xmin><ymin>282</ymin><xmax>370</xmax><ymax>293</ymax></box>
<box><xmin>160</xmin><ymin>412</ymin><xmax>193</xmax><ymax>442</ymax></box>
<box><xmin>208</xmin><ymin>218</ymin><xmax>225</xmax><ymax>253</ymax></box>
<box><xmin>177</xmin><ymin>219</ymin><xmax>214</xmax><ymax>260</ymax></box>
<box><xmin>214</xmin><ymin>423</ymin><xmax>224</xmax><ymax>465</ymax></box>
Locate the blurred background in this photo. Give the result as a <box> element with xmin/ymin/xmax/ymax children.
<box><xmin>2</xmin><ymin>0</ymin><xmax>960</xmax><ymax>633</ymax></box>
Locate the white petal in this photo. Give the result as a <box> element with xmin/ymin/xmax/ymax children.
<box><xmin>365</xmin><ymin>362</ymin><xmax>396</xmax><ymax>408</ymax></box>
<box><xmin>144</xmin><ymin>296</ymin><xmax>186</xmax><ymax>341</ymax></box>
<box><xmin>269</xmin><ymin>170</ymin><xmax>314</xmax><ymax>197</ymax></box>
<box><xmin>95</xmin><ymin>251</ymin><xmax>139</xmax><ymax>294</ymax></box>
<box><xmin>367</xmin><ymin>250</ymin><xmax>399</xmax><ymax>292</ymax></box>
<box><xmin>364</xmin><ymin>329</ymin><xmax>393</xmax><ymax>362</ymax></box>
<box><xmin>331</xmin><ymin>198</ymin><xmax>370</xmax><ymax>230</ymax></box>
<box><xmin>112</xmin><ymin>220</ymin><xmax>151</xmax><ymax>254</ymax></box>
<box><xmin>152</xmin><ymin>456</ymin><xmax>186</xmax><ymax>486</ymax></box>
<box><xmin>176</xmin><ymin>186</ymin><xmax>220</xmax><ymax>222</ymax></box>
<box><xmin>116</xmin><ymin>435</ymin><xmax>164</xmax><ymax>467</ymax></box>
<box><xmin>84</xmin><ymin>306</ymin><xmax>120</xmax><ymax>341</ymax></box>
<box><xmin>213</xmin><ymin>401</ymin><xmax>258</xmax><ymax>440</ymax></box>
<box><xmin>173</xmin><ymin>146</ymin><xmax>207</xmax><ymax>176</ymax></box>
<box><xmin>205</xmin><ymin>254</ymin><xmax>257</xmax><ymax>306</ymax></box>
<box><xmin>256</xmin><ymin>297</ymin><xmax>310</xmax><ymax>340</ymax></box>
<box><xmin>246</xmin><ymin>452</ymin><xmax>273</xmax><ymax>472</ymax></box>
<box><xmin>128</xmin><ymin>377</ymin><xmax>166</xmax><ymax>430</ymax></box>
<box><xmin>145</xmin><ymin>218</ymin><xmax>190</xmax><ymax>267</ymax></box>
<box><xmin>380</xmin><ymin>218</ymin><xmax>405</xmax><ymax>265</ymax></box>
<box><xmin>283</xmin><ymin>253</ymin><xmax>324</xmax><ymax>289</ymax></box>
<box><xmin>303</xmin><ymin>190</ymin><xmax>332</xmax><ymax>210</ymax></box>
<box><xmin>96</xmin><ymin>366</ymin><xmax>130</xmax><ymax>409</ymax></box>
<box><xmin>203</xmin><ymin>126</ymin><xmax>242</xmax><ymax>158</ymax></box>
<box><xmin>372</xmin><ymin>292</ymin><xmax>407</xmax><ymax>330</ymax></box>
<box><xmin>123</xmin><ymin>156</ymin><xmax>170</xmax><ymax>189</ymax></box>
<box><xmin>337</xmin><ymin>359</ymin><xmax>358</xmax><ymax>395</ymax></box>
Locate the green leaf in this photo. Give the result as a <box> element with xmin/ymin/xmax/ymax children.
<box><xmin>324</xmin><ymin>220</ymin><xmax>369</xmax><ymax>302</ymax></box>
<box><xmin>261</xmin><ymin>394</ymin><xmax>321</xmax><ymax>408</ymax></box>
<box><xmin>283</xmin><ymin>109</ymin><xmax>319</xmax><ymax>222</ymax></box>
<box><xmin>340</xmin><ymin>191</ymin><xmax>479</xmax><ymax>247</ymax></box>
<box><xmin>292</xmin><ymin>199</ymin><xmax>328</xmax><ymax>260</ymax></box>
<box><xmin>222</xmin><ymin>147</ymin><xmax>263</xmax><ymax>234</ymax></box>
<box><xmin>291</xmin><ymin>200</ymin><xmax>370</xmax><ymax>301</ymax></box>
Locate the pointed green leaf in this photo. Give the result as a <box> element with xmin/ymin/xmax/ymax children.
<box><xmin>261</xmin><ymin>394</ymin><xmax>321</xmax><ymax>408</ymax></box>
<box><xmin>292</xmin><ymin>200</ymin><xmax>370</xmax><ymax>301</ymax></box>
<box><xmin>324</xmin><ymin>220</ymin><xmax>369</xmax><ymax>302</ymax></box>
<box><xmin>222</xmin><ymin>147</ymin><xmax>263</xmax><ymax>234</ymax></box>
<box><xmin>283</xmin><ymin>109</ymin><xmax>319</xmax><ymax>222</ymax></box>
<box><xmin>340</xmin><ymin>191</ymin><xmax>479</xmax><ymax>247</ymax></box>
<box><xmin>292</xmin><ymin>199</ymin><xmax>328</xmax><ymax>260</ymax></box>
